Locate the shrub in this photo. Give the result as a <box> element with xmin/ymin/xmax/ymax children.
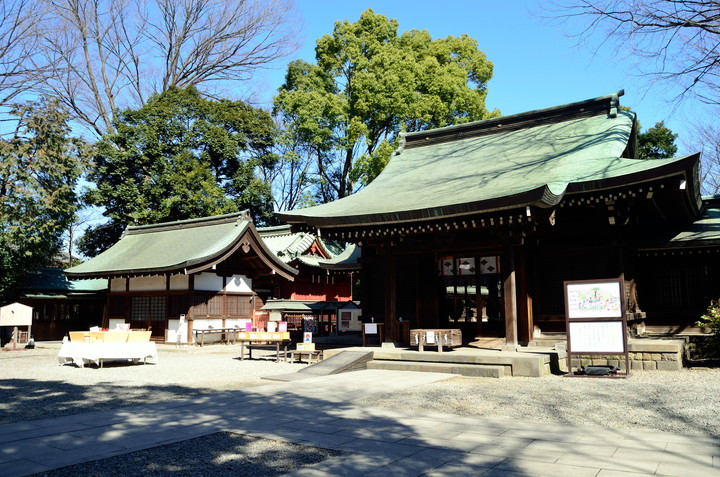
<box><xmin>697</xmin><ymin>300</ymin><xmax>720</xmax><ymax>356</ymax></box>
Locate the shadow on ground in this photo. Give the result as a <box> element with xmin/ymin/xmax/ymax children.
<box><xmin>0</xmin><ymin>378</ymin><xmax>220</xmax><ymax>425</ymax></box>
<box><xmin>30</xmin><ymin>431</ymin><xmax>341</xmax><ymax>477</ymax></box>
<box><xmin>0</xmin><ymin>377</ymin><xmax>532</xmax><ymax>476</ymax></box>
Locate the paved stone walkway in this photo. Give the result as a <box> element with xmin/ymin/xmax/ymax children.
<box><xmin>1</xmin><ymin>370</ymin><xmax>719</xmax><ymax>476</ymax></box>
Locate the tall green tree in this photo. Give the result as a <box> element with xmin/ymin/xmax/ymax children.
<box><xmin>273</xmin><ymin>9</ymin><xmax>498</xmax><ymax>204</ymax></box>
<box><xmin>0</xmin><ymin>97</ymin><xmax>88</xmax><ymax>302</ymax></box>
<box><xmin>80</xmin><ymin>86</ymin><xmax>278</xmax><ymax>256</ymax></box>
<box><xmin>638</xmin><ymin>121</ymin><xmax>678</xmax><ymax>160</ymax></box>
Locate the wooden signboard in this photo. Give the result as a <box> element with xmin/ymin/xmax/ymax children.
<box><xmin>564</xmin><ymin>278</ymin><xmax>630</xmax><ymax>376</ymax></box>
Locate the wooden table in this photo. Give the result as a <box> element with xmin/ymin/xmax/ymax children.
<box><xmin>237</xmin><ymin>338</ymin><xmax>290</xmax><ymax>363</ymax></box>
<box><xmin>193</xmin><ymin>328</ymin><xmax>238</xmax><ymax>346</ymax></box>
<box><xmin>57</xmin><ymin>342</ymin><xmax>158</xmax><ymax>368</ymax></box>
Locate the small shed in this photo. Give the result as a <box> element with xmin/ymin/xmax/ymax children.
<box><xmin>0</xmin><ymin>302</ymin><xmax>33</xmax><ymax>346</ymax></box>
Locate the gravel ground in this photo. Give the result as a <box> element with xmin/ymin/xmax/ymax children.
<box><xmin>2</xmin><ymin>342</ymin><xmax>719</xmax><ymax>475</ymax></box>
<box><xmin>0</xmin><ymin>342</ymin><xmax>308</xmax><ymax>425</ymax></box>
<box><xmin>1</xmin><ymin>342</ymin><xmax>718</xmax><ymax>437</ymax></box>
<box><xmin>356</xmin><ymin>368</ymin><xmax>720</xmax><ymax>437</ymax></box>
<box><xmin>2</xmin><ymin>342</ymin><xmax>342</xmax><ymax>477</ymax></box>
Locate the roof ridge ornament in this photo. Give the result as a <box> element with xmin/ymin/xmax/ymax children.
<box><xmin>609</xmin><ymin>89</ymin><xmax>624</xmax><ymax>118</ymax></box>
<box><xmin>396</xmin><ymin>132</ymin><xmax>407</xmax><ymax>156</ymax></box>
<box><xmin>236</xmin><ymin>210</ymin><xmax>252</xmax><ymax>226</ymax></box>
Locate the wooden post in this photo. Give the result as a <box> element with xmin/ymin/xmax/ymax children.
<box><xmin>502</xmin><ymin>241</ymin><xmax>518</xmax><ymax>347</ymax></box>
<box><xmin>384</xmin><ymin>252</ymin><xmax>397</xmax><ymax>342</ymax></box>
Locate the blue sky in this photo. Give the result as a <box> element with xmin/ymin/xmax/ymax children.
<box><xmin>250</xmin><ymin>0</ymin><xmax>696</xmax><ymax>154</ymax></box>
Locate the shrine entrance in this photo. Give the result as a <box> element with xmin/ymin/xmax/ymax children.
<box><xmin>438</xmin><ymin>255</ymin><xmax>504</xmax><ymax>340</ymax></box>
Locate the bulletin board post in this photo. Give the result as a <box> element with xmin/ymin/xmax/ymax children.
<box><xmin>564</xmin><ymin>277</ymin><xmax>630</xmax><ymax>377</ymax></box>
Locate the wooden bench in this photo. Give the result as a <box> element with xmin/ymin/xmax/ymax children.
<box><xmin>289</xmin><ymin>350</ymin><xmax>323</xmax><ymax>364</ymax></box>
<box><xmin>410</xmin><ymin>329</ymin><xmax>462</xmax><ymax>352</ymax></box>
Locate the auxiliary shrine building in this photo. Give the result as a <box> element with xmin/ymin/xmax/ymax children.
<box><xmin>278</xmin><ymin>91</ymin><xmax>720</xmax><ymax>346</ymax></box>
<box><xmin>62</xmin><ymin>213</ymin><xmax>359</xmax><ymax>341</ymax></box>
<box><xmin>64</xmin><ymin>212</ymin><xmax>298</xmax><ymax>340</ymax></box>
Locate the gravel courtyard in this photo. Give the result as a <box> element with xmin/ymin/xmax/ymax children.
<box><xmin>1</xmin><ymin>341</ymin><xmax>718</xmax><ymax>438</ymax></box>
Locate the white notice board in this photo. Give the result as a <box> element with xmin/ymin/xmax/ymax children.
<box><xmin>364</xmin><ymin>323</ymin><xmax>377</xmax><ymax>335</ymax></box>
<box><xmin>564</xmin><ymin>277</ymin><xmax>629</xmax><ymax>375</ymax></box>
<box><xmin>568</xmin><ymin>321</ymin><xmax>625</xmax><ymax>353</ymax></box>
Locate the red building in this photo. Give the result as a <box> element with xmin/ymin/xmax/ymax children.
<box><xmin>259</xmin><ymin>225</ymin><xmax>361</xmax><ymax>335</ymax></box>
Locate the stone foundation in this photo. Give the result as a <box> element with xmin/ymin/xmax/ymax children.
<box><xmin>568</xmin><ymin>339</ymin><xmax>684</xmax><ymax>371</ymax></box>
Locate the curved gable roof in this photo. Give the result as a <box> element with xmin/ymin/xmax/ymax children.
<box><xmin>65</xmin><ymin>212</ymin><xmax>297</xmax><ymax>280</ymax></box>
<box><xmin>278</xmin><ymin>91</ymin><xmax>699</xmax><ymax>228</ymax></box>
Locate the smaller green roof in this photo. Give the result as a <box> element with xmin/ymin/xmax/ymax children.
<box><xmin>262</xmin><ymin>299</ymin><xmax>360</xmax><ymax>313</ymax></box>
<box><xmin>318</xmin><ymin>244</ymin><xmax>361</xmax><ymax>271</ymax></box>
<box><xmin>667</xmin><ymin>197</ymin><xmax>720</xmax><ymax>247</ymax></box>
<box><xmin>21</xmin><ymin>268</ymin><xmax>106</xmax><ymax>294</ymax></box>
<box><xmin>258</xmin><ymin>224</ymin><xmax>360</xmax><ymax>270</ymax></box>
<box><xmin>66</xmin><ymin>212</ymin><xmax>297</xmax><ymax>279</ymax></box>
<box><xmin>258</xmin><ymin>225</ymin><xmax>327</xmax><ymax>264</ymax></box>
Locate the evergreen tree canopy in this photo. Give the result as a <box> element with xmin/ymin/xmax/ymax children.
<box><xmin>273</xmin><ymin>9</ymin><xmax>497</xmax><ymax>203</ymax></box>
<box><xmin>638</xmin><ymin>121</ymin><xmax>678</xmax><ymax>160</ymax></box>
<box><xmin>0</xmin><ymin>97</ymin><xmax>88</xmax><ymax>302</ymax></box>
<box><xmin>80</xmin><ymin>86</ymin><xmax>278</xmax><ymax>256</ymax></box>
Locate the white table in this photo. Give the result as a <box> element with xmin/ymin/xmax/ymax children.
<box><xmin>58</xmin><ymin>342</ymin><xmax>158</xmax><ymax>368</ymax></box>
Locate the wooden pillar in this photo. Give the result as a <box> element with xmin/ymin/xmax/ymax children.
<box><xmin>516</xmin><ymin>245</ymin><xmax>533</xmax><ymax>343</ymax></box>
<box><xmin>502</xmin><ymin>241</ymin><xmax>518</xmax><ymax>347</ymax></box>
<box><xmin>384</xmin><ymin>251</ymin><xmax>397</xmax><ymax>342</ymax></box>
<box><xmin>416</xmin><ymin>253</ymin><xmax>439</xmax><ymax>329</ymax></box>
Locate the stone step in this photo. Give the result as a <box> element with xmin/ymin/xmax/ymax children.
<box><xmin>367</xmin><ymin>360</ymin><xmax>506</xmax><ymax>378</ymax></box>
<box><xmin>371</xmin><ymin>351</ymin><xmax>550</xmax><ymax>377</ymax></box>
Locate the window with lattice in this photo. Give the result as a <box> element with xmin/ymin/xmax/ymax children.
<box><xmin>131</xmin><ymin>296</ymin><xmax>166</xmax><ymax>321</ymax></box>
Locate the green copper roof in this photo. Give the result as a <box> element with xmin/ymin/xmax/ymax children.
<box><xmin>318</xmin><ymin>243</ymin><xmax>361</xmax><ymax>270</ymax></box>
<box><xmin>278</xmin><ymin>92</ymin><xmax>698</xmax><ymax>228</ymax></box>
<box><xmin>258</xmin><ymin>225</ymin><xmax>327</xmax><ymax>264</ymax></box>
<box><xmin>667</xmin><ymin>196</ymin><xmax>720</xmax><ymax>247</ymax></box>
<box><xmin>21</xmin><ymin>268</ymin><xmax>107</xmax><ymax>293</ymax></box>
<box><xmin>66</xmin><ymin>212</ymin><xmax>297</xmax><ymax>279</ymax></box>
<box><xmin>261</xmin><ymin>299</ymin><xmax>360</xmax><ymax>312</ymax></box>
<box><xmin>257</xmin><ymin>224</ymin><xmax>359</xmax><ymax>270</ymax></box>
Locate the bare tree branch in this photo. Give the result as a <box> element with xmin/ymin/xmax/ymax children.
<box><xmin>0</xmin><ymin>0</ymin><xmax>48</xmax><ymax>108</ymax></box>
<box><xmin>685</xmin><ymin>115</ymin><xmax>720</xmax><ymax>194</ymax></box>
<box><xmin>144</xmin><ymin>0</ymin><xmax>299</xmax><ymax>91</ymax></box>
<box><xmin>549</xmin><ymin>1</ymin><xmax>720</xmax><ymax>104</ymax></box>
<box><xmin>18</xmin><ymin>0</ymin><xmax>299</xmax><ymax>137</ymax></box>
